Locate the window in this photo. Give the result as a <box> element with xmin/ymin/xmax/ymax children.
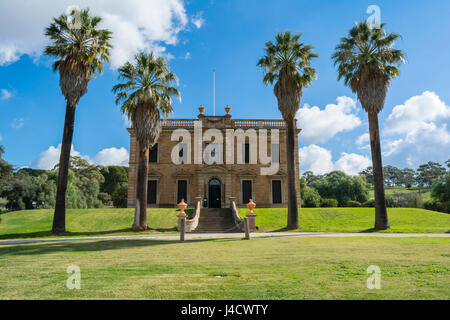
<box><xmin>272</xmin><ymin>180</ymin><xmax>282</xmax><ymax>204</ymax></box>
<box><xmin>205</xmin><ymin>143</ymin><xmax>222</xmax><ymax>164</ymax></box>
<box><xmin>177</xmin><ymin>180</ymin><xmax>188</xmax><ymax>203</ymax></box>
<box><xmin>271</xmin><ymin>143</ymin><xmax>280</xmax><ymax>164</ymax></box>
<box><xmin>244</xmin><ymin>143</ymin><xmax>250</xmax><ymax>164</ymax></box>
<box><xmin>179</xmin><ymin>143</ymin><xmax>188</xmax><ymax>164</ymax></box>
<box><xmin>149</xmin><ymin>144</ymin><xmax>158</xmax><ymax>163</ymax></box>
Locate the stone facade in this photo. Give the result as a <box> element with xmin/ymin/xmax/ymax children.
<box><xmin>127</xmin><ymin>107</ymin><xmax>301</xmax><ymax>208</ymax></box>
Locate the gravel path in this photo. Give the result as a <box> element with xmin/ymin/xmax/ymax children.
<box><xmin>0</xmin><ymin>232</ymin><xmax>448</xmax><ymax>245</ymax></box>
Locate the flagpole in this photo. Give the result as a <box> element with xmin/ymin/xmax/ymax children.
<box><xmin>213</xmin><ymin>70</ymin><xmax>216</xmax><ymax>116</ymax></box>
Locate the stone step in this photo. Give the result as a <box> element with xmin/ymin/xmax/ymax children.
<box><xmin>192</xmin><ymin>208</ymin><xmax>239</xmax><ymax>233</ymax></box>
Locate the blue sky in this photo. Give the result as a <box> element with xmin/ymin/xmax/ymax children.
<box><xmin>0</xmin><ymin>0</ymin><xmax>449</xmax><ymax>174</ymax></box>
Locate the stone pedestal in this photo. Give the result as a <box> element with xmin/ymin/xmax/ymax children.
<box><xmin>247</xmin><ymin>213</ymin><xmax>256</xmax><ymax>232</ymax></box>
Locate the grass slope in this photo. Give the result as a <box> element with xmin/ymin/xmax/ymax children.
<box><xmin>0</xmin><ymin>237</ymin><xmax>448</xmax><ymax>299</ymax></box>
<box><xmin>238</xmin><ymin>208</ymin><xmax>450</xmax><ymax>233</ymax></box>
<box><xmin>0</xmin><ymin>207</ymin><xmax>448</xmax><ymax>240</ymax></box>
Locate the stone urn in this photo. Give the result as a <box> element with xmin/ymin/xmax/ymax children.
<box><xmin>198</xmin><ymin>105</ymin><xmax>205</xmax><ymax>115</ymax></box>
<box><xmin>178</xmin><ymin>198</ymin><xmax>187</xmax><ymax>217</ymax></box>
<box><xmin>247</xmin><ymin>199</ymin><xmax>256</xmax><ymax>215</ymax></box>
<box><xmin>225</xmin><ymin>105</ymin><xmax>231</xmax><ymax>115</ymax></box>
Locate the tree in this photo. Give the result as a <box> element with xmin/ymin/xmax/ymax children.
<box><xmin>359</xmin><ymin>167</ymin><xmax>374</xmax><ymax>185</ymax></box>
<box><xmin>399</xmin><ymin>168</ymin><xmax>416</xmax><ymax>188</ymax></box>
<box><xmin>311</xmin><ymin>171</ymin><xmax>370</xmax><ymax>206</ymax></box>
<box><xmin>383</xmin><ymin>165</ymin><xmax>402</xmax><ymax>186</ymax></box>
<box><xmin>446</xmin><ymin>159</ymin><xmax>450</xmax><ymax>169</ymax></box>
<box><xmin>258</xmin><ymin>31</ymin><xmax>318</xmax><ymax>229</ymax></box>
<box><xmin>417</xmin><ymin>161</ymin><xmax>447</xmax><ymax>187</ymax></box>
<box><xmin>100</xmin><ymin>166</ymin><xmax>128</xmax><ymax>195</ymax></box>
<box><xmin>332</xmin><ymin>22</ymin><xmax>405</xmax><ymax>230</ymax></box>
<box><xmin>300</xmin><ymin>177</ymin><xmax>321</xmax><ymax>207</ymax></box>
<box><xmin>113</xmin><ymin>52</ymin><xmax>180</xmax><ymax>231</ymax></box>
<box><xmin>44</xmin><ymin>8</ymin><xmax>112</xmax><ymax>234</ymax></box>
<box><xmin>302</xmin><ymin>171</ymin><xmax>322</xmax><ymax>186</ymax></box>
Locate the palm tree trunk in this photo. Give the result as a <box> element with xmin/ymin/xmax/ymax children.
<box><xmin>133</xmin><ymin>148</ymin><xmax>149</xmax><ymax>231</ymax></box>
<box><xmin>286</xmin><ymin>116</ymin><xmax>299</xmax><ymax>229</ymax></box>
<box><xmin>368</xmin><ymin>111</ymin><xmax>390</xmax><ymax>230</ymax></box>
<box><xmin>52</xmin><ymin>101</ymin><xmax>76</xmax><ymax>234</ymax></box>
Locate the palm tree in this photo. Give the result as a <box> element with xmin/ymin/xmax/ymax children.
<box><xmin>332</xmin><ymin>22</ymin><xmax>405</xmax><ymax>230</ymax></box>
<box><xmin>113</xmin><ymin>52</ymin><xmax>180</xmax><ymax>231</ymax></box>
<box><xmin>44</xmin><ymin>8</ymin><xmax>112</xmax><ymax>234</ymax></box>
<box><xmin>258</xmin><ymin>31</ymin><xmax>318</xmax><ymax>230</ymax></box>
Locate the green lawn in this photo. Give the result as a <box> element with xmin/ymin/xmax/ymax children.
<box><xmin>0</xmin><ymin>207</ymin><xmax>449</xmax><ymax>240</ymax></box>
<box><xmin>238</xmin><ymin>208</ymin><xmax>450</xmax><ymax>233</ymax></box>
<box><xmin>0</xmin><ymin>237</ymin><xmax>448</xmax><ymax>299</ymax></box>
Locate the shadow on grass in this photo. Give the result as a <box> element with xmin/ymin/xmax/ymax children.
<box><xmin>0</xmin><ymin>227</ymin><xmax>177</xmax><ymax>240</ymax></box>
<box><xmin>0</xmin><ymin>237</ymin><xmax>229</xmax><ymax>256</ymax></box>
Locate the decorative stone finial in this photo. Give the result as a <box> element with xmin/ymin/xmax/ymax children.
<box><xmin>247</xmin><ymin>199</ymin><xmax>256</xmax><ymax>215</ymax></box>
<box><xmin>225</xmin><ymin>105</ymin><xmax>231</xmax><ymax>115</ymax></box>
<box><xmin>198</xmin><ymin>105</ymin><xmax>205</xmax><ymax>115</ymax></box>
<box><xmin>177</xmin><ymin>198</ymin><xmax>187</xmax><ymax>217</ymax></box>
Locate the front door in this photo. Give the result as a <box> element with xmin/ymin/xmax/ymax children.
<box><xmin>208</xmin><ymin>179</ymin><xmax>221</xmax><ymax>208</ymax></box>
<box><xmin>242</xmin><ymin>180</ymin><xmax>252</xmax><ymax>204</ymax></box>
<box><xmin>148</xmin><ymin>180</ymin><xmax>157</xmax><ymax>204</ymax></box>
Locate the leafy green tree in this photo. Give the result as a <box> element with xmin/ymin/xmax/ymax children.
<box><xmin>311</xmin><ymin>171</ymin><xmax>370</xmax><ymax>206</ymax></box>
<box><xmin>446</xmin><ymin>159</ymin><xmax>450</xmax><ymax>169</ymax></box>
<box><xmin>416</xmin><ymin>161</ymin><xmax>447</xmax><ymax>187</ymax></box>
<box><xmin>302</xmin><ymin>171</ymin><xmax>322</xmax><ymax>186</ymax></box>
<box><xmin>359</xmin><ymin>167</ymin><xmax>374</xmax><ymax>185</ymax></box>
<box><xmin>113</xmin><ymin>52</ymin><xmax>180</xmax><ymax>231</ymax></box>
<box><xmin>1</xmin><ymin>172</ymin><xmax>37</xmax><ymax>211</ymax></box>
<box><xmin>300</xmin><ymin>177</ymin><xmax>321</xmax><ymax>207</ymax></box>
<box><xmin>332</xmin><ymin>22</ymin><xmax>405</xmax><ymax>230</ymax></box>
<box><xmin>258</xmin><ymin>31</ymin><xmax>318</xmax><ymax>229</ymax></box>
<box><xmin>383</xmin><ymin>165</ymin><xmax>402</xmax><ymax>186</ymax></box>
<box><xmin>0</xmin><ymin>148</ymin><xmax>13</xmax><ymax>192</ymax></box>
<box><xmin>44</xmin><ymin>8</ymin><xmax>112</xmax><ymax>234</ymax></box>
<box><xmin>112</xmin><ymin>182</ymin><xmax>128</xmax><ymax>208</ymax></box>
<box><xmin>100</xmin><ymin>166</ymin><xmax>128</xmax><ymax>195</ymax></box>
<box><xmin>399</xmin><ymin>168</ymin><xmax>416</xmax><ymax>188</ymax></box>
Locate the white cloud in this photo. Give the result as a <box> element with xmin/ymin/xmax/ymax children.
<box><xmin>184</xmin><ymin>52</ymin><xmax>191</xmax><ymax>60</ymax></box>
<box><xmin>1</xmin><ymin>89</ymin><xmax>13</xmax><ymax>100</ymax></box>
<box><xmin>299</xmin><ymin>145</ymin><xmax>371</xmax><ymax>176</ymax></box>
<box><xmin>0</xmin><ymin>135</ymin><xmax>3</xmax><ymax>142</ymax></box>
<box><xmin>0</xmin><ymin>0</ymin><xmax>195</xmax><ymax>68</ymax></box>
<box><xmin>334</xmin><ymin>153</ymin><xmax>371</xmax><ymax>176</ymax></box>
<box><xmin>10</xmin><ymin>118</ymin><xmax>24</xmax><ymax>129</ymax></box>
<box><xmin>32</xmin><ymin>144</ymin><xmax>129</xmax><ymax>169</ymax></box>
<box><xmin>385</xmin><ymin>91</ymin><xmax>450</xmax><ymax>135</ymax></box>
<box><xmin>296</xmin><ymin>96</ymin><xmax>362</xmax><ymax>144</ymax></box>
<box><xmin>31</xmin><ymin>144</ymin><xmax>87</xmax><ymax>170</ymax></box>
<box><xmin>94</xmin><ymin>147</ymin><xmax>129</xmax><ymax>166</ymax></box>
<box><xmin>383</xmin><ymin>91</ymin><xmax>450</xmax><ymax>167</ymax></box>
<box><xmin>191</xmin><ymin>12</ymin><xmax>205</xmax><ymax>29</ymax></box>
<box><xmin>299</xmin><ymin>145</ymin><xmax>334</xmax><ymax>175</ymax></box>
<box><xmin>356</xmin><ymin>133</ymin><xmax>369</xmax><ymax>146</ymax></box>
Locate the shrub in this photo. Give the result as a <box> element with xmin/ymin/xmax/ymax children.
<box><xmin>386</xmin><ymin>193</ymin><xmax>423</xmax><ymax>208</ymax></box>
<box><xmin>344</xmin><ymin>200</ymin><xmax>361</xmax><ymax>207</ymax></box>
<box><xmin>424</xmin><ymin>199</ymin><xmax>450</xmax><ymax>213</ymax></box>
<box><xmin>300</xmin><ymin>177</ymin><xmax>321</xmax><ymax>208</ymax></box>
<box><xmin>362</xmin><ymin>199</ymin><xmax>375</xmax><ymax>207</ymax></box>
<box><xmin>321</xmin><ymin>198</ymin><xmax>338</xmax><ymax>207</ymax></box>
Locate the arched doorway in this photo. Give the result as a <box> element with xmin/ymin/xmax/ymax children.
<box><xmin>208</xmin><ymin>179</ymin><xmax>221</xmax><ymax>208</ymax></box>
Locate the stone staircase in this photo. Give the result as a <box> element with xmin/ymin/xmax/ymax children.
<box><xmin>191</xmin><ymin>208</ymin><xmax>240</xmax><ymax>233</ymax></box>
